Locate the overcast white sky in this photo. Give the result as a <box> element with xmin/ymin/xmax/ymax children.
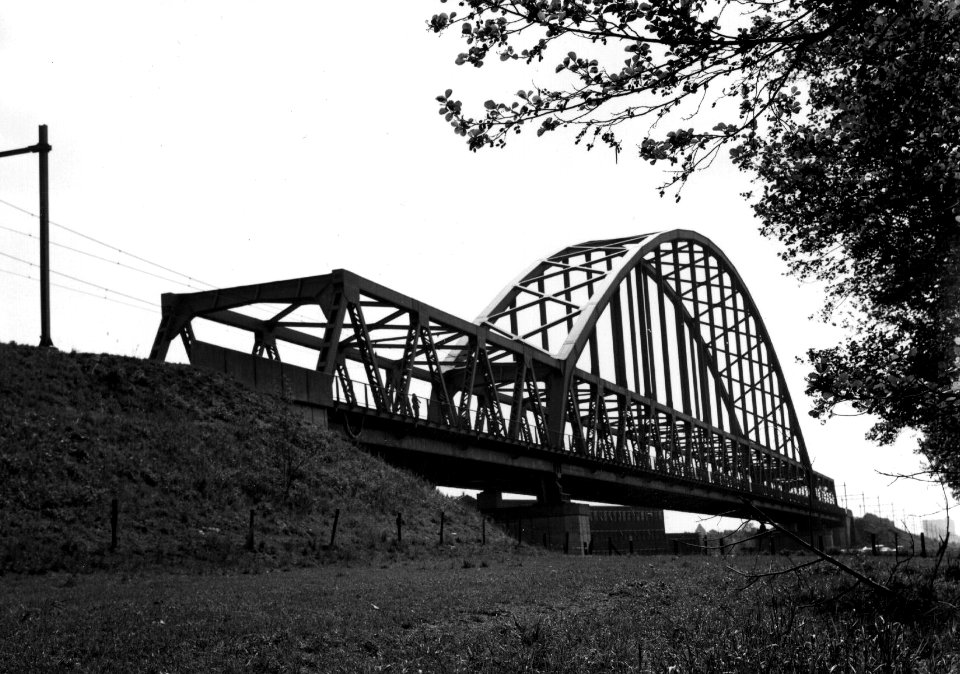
<box><xmin>1</xmin><ymin>2</ymin><xmax>954</xmax><ymax>532</ymax></box>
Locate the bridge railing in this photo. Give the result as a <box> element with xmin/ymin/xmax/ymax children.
<box><xmin>333</xmin><ymin>376</ymin><xmax>551</xmax><ymax>445</ymax></box>
<box><xmin>331</xmin><ymin>375</ymin><xmax>838</xmax><ymax>512</ymax></box>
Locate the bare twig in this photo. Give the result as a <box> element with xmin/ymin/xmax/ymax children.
<box><xmin>928</xmin><ymin>482</ymin><xmax>952</xmax><ymax>592</ymax></box>
<box><xmin>690</xmin><ymin>529</ymin><xmax>771</xmax><ymax>553</ymax></box>
<box><xmin>727</xmin><ymin>558</ymin><xmax>821</xmax><ymax>580</ymax></box>
<box><xmin>800</xmin><ymin>579</ymin><xmax>864</xmax><ymax>610</ymax></box>
<box><xmin>742</xmin><ymin>499</ymin><xmax>897</xmax><ymax>598</ymax></box>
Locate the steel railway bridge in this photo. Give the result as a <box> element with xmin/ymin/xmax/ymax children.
<box><xmin>150</xmin><ymin>230</ymin><xmax>842</xmax><ymax>527</ymax></box>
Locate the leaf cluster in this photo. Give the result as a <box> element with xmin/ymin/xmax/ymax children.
<box><xmin>734</xmin><ymin>4</ymin><xmax>960</xmax><ymax>491</ymax></box>
<box><xmin>430</xmin><ymin>0</ymin><xmax>960</xmax><ymax>493</ymax></box>
<box><xmin>430</xmin><ymin>0</ymin><xmax>862</xmax><ymax>193</ymax></box>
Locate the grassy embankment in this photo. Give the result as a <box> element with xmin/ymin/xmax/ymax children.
<box><xmin>0</xmin><ymin>342</ymin><xmax>515</xmax><ymax>573</ymax></box>
<box><xmin>2</xmin><ymin>343</ymin><xmax>959</xmax><ymax>672</ymax></box>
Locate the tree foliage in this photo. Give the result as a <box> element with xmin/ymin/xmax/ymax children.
<box><xmin>429</xmin><ymin>0</ymin><xmax>960</xmax><ymax>492</ymax></box>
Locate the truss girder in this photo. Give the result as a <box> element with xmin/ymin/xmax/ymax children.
<box><xmin>523</xmin><ymin>360</ymin><xmax>549</xmax><ymax>446</ymax></box>
<box><xmin>476</xmin><ymin>230</ymin><xmax>812</xmax><ymax>471</ymax></box>
<box><xmin>150</xmin><ymin>235</ymin><xmax>839</xmax><ymax>513</ymax></box>
<box><xmin>389</xmin><ymin>321</ymin><xmax>419</xmax><ymax>414</ymax></box>
<box><xmin>419</xmin><ymin>323</ymin><xmax>456</xmax><ymax>427</ymax></box>
<box><xmin>477</xmin><ymin>348</ymin><xmax>507</xmax><ymax>437</ymax></box>
<box><xmin>346</xmin><ymin>301</ymin><xmax>388</xmax><ymax>412</ymax></box>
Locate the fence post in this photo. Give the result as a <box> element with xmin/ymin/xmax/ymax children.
<box><xmin>920</xmin><ymin>532</ymin><xmax>927</xmax><ymax>557</ymax></box>
<box><xmin>719</xmin><ymin>536</ymin><xmax>725</xmax><ymax>557</ymax></box>
<box><xmin>871</xmin><ymin>533</ymin><xmax>878</xmax><ymax>556</ymax></box>
<box><xmin>329</xmin><ymin>508</ymin><xmax>340</xmax><ymax>547</ymax></box>
<box><xmin>110</xmin><ymin>497</ymin><xmax>118</xmax><ymax>551</ymax></box>
<box><xmin>564</xmin><ymin>531</ymin><xmax>570</xmax><ymax>554</ymax></box>
<box><xmin>439</xmin><ymin>511</ymin><xmax>445</xmax><ymax>546</ymax></box>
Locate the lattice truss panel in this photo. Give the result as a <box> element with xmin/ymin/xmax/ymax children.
<box><xmin>328</xmin><ymin>292</ymin><xmax>551</xmax><ymax>445</ymax></box>
<box><xmin>476</xmin><ymin>232</ymin><xmax>836</xmax><ymax>506</ymax></box>
<box><xmin>148</xmin><ymin>275</ymin><xmax>556</xmax><ymax>448</ymax></box>
<box><xmin>481</xmin><ymin>235</ymin><xmax>650</xmax><ymax>354</ymax></box>
<box><xmin>480</xmin><ymin>236</ymin><xmax>808</xmax><ymax>457</ymax></box>
<box><xmin>149</xmin><ymin>233</ymin><xmax>838</xmax><ymax>509</ymax></box>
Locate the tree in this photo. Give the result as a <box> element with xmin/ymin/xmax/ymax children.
<box><xmin>429</xmin><ymin>1</ymin><xmax>960</xmax><ymax>493</ymax></box>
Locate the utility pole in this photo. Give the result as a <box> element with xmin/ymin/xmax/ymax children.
<box><xmin>0</xmin><ymin>125</ymin><xmax>52</xmax><ymax>347</ymax></box>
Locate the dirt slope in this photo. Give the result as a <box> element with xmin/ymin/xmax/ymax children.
<box><xmin>0</xmin><ymin>343</ymin><xmax>513</xmax><ymax>572</ymax></box>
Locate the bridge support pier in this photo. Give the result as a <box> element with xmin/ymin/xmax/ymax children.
<box><xmin>819</xmin><ymin>509</ymin><xmax>853</xmax><ymax>550</ymax></box>
<box><xmin>478</xmin><ymin>491</ymin><xmax>590</xmax><ymax>555</ymax></box>
<box><xmin>761</xmin><ymin>512</ymin><xmax>852</xmax><ymax>554</ymax></box>
<box><xmin>537</xmin><ymin>475</ymin><xmax>568</xmax><ymax>506</ymax></box>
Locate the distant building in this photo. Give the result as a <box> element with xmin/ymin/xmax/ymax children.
<box><xmin>922</xmin><ymin>518</ymin><xmax>955</xmax><ymax>541</ymax></box>
<box><xmin>589</xmin><ymin>507</ymin><xmax>667</xmax><ymax>553</ymax></box>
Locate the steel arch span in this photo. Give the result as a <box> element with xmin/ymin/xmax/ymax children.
<box><xmin>150</xmin><ymin>230</ymin><xmax>841</xmax><ymax>524</ymax></box>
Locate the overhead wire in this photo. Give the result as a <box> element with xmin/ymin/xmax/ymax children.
<box><xmin>0</xmin><ymin>267</ymin><xmax>157</xmax><ymax>314</ymax></box>
<box><xmin>0</xmin><ymin>197</ymin><xmax>280</xmax><ymax>319</ymax></box>
<box><xmin>0</xmin><ymin>250</ymin><xmax>155</xmax><ymax>307</ymax></box>
<box><xmin>0</xmin><ymin>222</ymin><xmax>207</xmax><ymax>291</ymax></box>
<box><xmin>0</xmin><ymin>197</ymin><xmax>217</xmax><ymax>288</ymax></box>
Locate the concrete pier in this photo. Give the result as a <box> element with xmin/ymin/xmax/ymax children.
<box><xmin>478</xmin><ymin>492</ymin><xmax>590</xmax><ymax>554</ymax></box>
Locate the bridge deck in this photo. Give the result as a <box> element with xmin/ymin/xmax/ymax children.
<box><xmin>316</xmin><ymin>378</ymin><xmax>842</xmax><ymax>526</ymax></box>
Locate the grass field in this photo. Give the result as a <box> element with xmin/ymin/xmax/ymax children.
<box><xmin>2</xmin><ymin>553</ymin><xmax>958</xmax><ymax>672</ymax></box>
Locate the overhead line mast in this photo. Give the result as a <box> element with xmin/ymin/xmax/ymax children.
<box><xmin>0</xmin><ymin>125</ymin><xmax>53</xmax><ymax>347</ymax></box>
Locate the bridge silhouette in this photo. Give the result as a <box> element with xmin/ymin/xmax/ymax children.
<box><xmin>150</xmin><ymin>230</ymin><xmax>842</xmax><ymax>528</ymax></box>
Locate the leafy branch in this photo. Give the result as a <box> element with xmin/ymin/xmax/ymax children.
<box><xmin>428</xmin><ymin>0</ymin><xmax>848</xmax><ymax>192</ymax></box>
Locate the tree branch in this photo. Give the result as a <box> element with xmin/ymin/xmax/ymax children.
<box><xmin>741</xmin><ymin>499</ymin><xmax>897</xmax><ymax>597</ymax></box>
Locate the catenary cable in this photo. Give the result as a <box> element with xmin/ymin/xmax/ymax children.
<box><xmin>0</xmin><ymin>197</ymin><xmax>278</xmax><ymax>318</ymax></box>
<box><xmin>0</xmin><ymin>250</ymin><xmax>155</xmax><ymax>307</ymax></box>
<box><xmin>0</xmin><ymin>222</ymin><xmax>207</xmax><ymax>291</ymax></box>
<box><xmin>0</xmin><ymin>267</ymin><xmax>158</xmax><ymax>313</ymax></box>
<box><xmin>0</xmin><ymin>197</ymin><xmax>217</xmax><ymax>289</ymax></box>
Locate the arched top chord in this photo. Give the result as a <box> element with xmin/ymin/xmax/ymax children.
<box><xmin>478</xmin><ymin>230</ymin><xmax>812</xmax><ymax>468</ymax></box>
